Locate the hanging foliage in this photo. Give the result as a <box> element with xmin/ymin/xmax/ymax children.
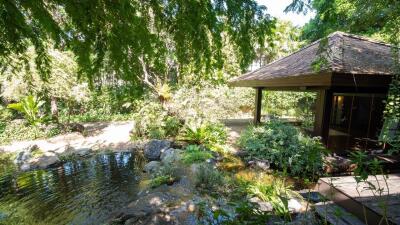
<box><xmin>0</xmin><ymin>0</ymin><xmax>274</xmax><ymax>86</ymax></box>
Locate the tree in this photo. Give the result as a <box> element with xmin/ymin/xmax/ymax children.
<box><xmin>0</xmin><ymin>0</ymin><xmax>274</xmax><ymax>86</ymax></box>
<box><xmin>0</xmin><ymin>47</ymin><xmax>90</xmax><ymax>121</ymax></box>
<box><xmin>286</xmin><ymin>0</ymin><xmax>400</xmax><ymax>42</ymax></box>
<box><xmin>253</xmin><ymin>20</ymin><xmax>303</xmax><ymax>69</ymax></box>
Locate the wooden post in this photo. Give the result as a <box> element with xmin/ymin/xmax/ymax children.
<box><xmin>254</xmin><ymin>87</ymin><xmax>263</xmax><ymax>125</ymax></box>
<box><xmin>313</xmin><ymin>89</ymin><xmax>333</xmax><ymax>144</ymax></box>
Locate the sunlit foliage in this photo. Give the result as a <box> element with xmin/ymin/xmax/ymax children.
<box><xmin>0</xmin><ymin>0</ymin><xmax>274</xmax><ymax>85</ymax></box>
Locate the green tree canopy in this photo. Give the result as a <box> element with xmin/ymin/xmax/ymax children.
<box><xmin>286</xmin><ymin>0</ymin><xmax>400</xmax><ymax>42</ymax></box>
<box><xmin>1</xmin><ymin>0</ymin><xmax>274</xmax><ymax>86</ymax></box>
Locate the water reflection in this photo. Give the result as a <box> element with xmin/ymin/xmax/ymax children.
<box><xmin>0</xmin><ymin>152</ymin><xmax>144</xmax><ymax>225</ymax></box>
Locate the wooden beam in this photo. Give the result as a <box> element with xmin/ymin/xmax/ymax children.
<box><xmin>229</xmin><ymin>73</ymin><xmax>333</xmax><ymax>88</ymax></box>
<box><xmin>314</xmin><ymin>89</ymin><xmax>333</xmax><ymax>144</ymax></box>
<box><xmin>254</xmin><ymin>88</ymin><xmax>262</xmax><ymax>125</ymax></box>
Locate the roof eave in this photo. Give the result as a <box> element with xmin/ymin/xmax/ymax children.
<box><xmin>228</xmin><ymin>72</ymin><xmax>333</xmax><ymax>88</ymax></box>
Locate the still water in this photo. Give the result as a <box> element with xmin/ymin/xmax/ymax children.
<box><xmin>0</xmin><ymin>152</ymin><xmax>144</xmax><ymax>225</ymax></box>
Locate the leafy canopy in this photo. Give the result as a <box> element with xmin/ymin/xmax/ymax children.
<box><xmin>1</xmin><ymin>0</ymin><xmax>274</xmax><ymax>85</ymax></box>
<box><xmin>286</xmin><ymin>0</ymin><xmax>400</xmax><ymax>42</ymax></box>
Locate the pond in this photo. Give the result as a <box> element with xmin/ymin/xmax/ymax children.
<box><xmin>0</xmin><ymin>152</ymin><xmax>145</xmax><ymax>225</ymax></box>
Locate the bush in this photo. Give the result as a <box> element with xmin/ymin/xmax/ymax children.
<box><xmin>150</xmin><ymin>175</ymin><xmax>176</xmax><ymax>188</ymax></box>
<box><xmin>247</xmin><ymin>179</ymin><xmax>301</xmax><ymax>218</ymax></box>
<box><xmin>182</xmin><ymin>145</ymin><xmax>213</xmax><ymax>164</ymax></box>
<box><xmin>194</xmin><ymin>164</ymin><xmax>224</xmax><ymax>192</ymax></box>
<box><xmin>149</xmin><ymin>164</ymin><xmax>180</xmax><ymax>188</ymax></box>
<box><xmin>237</xmin><ymin>120</ymin><xmax>326</xmax><ymax>178</ymax></box>
<box><xmin>180</xmin><ymin>121</ymin><xmax>227</xmax><ymax>147</ymax></box>
<box><xmin>131</xmin><ymin>99</ymin><xmax>183</xmax><ymax>140</ymax></box>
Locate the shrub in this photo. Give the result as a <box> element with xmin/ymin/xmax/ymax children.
<box><xmin>150</xmin><ymin>175</ymin><xmax>175</xmax><ymax>188</ymax></box>
<box><xmin>149</xmin><ymin>164</ymin><xmax>180</xmax><ymax>188</ymax></box>
<box><xmin>131</xmin><ymin>99</ymin><xmax>183</xmax><ymax>140</ymax></box>
<box><xmin>194</xmin><ymin>164</ymin><xmax>224</xmax><ymax>192</ymax></box>
<box><xmin>180</xmin><ymin>121</ymin><xmax>227</xmax><ymax>146</ymax></box>
<box><xmin>237</xmin><ymin>120</ymin><xmax>326</xmax><ymax>178</ymax></box>
<box><xmin>247</xmin><ymin>179</ymin><xmax>301</xmax><ymax>218</ymax></box>
<box><xmin>182</xmin><ymin>145</ymin><xmax>213</xmax><ymax>164</ymax></box>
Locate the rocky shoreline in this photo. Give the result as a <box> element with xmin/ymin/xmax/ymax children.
<box><xmin>0</xmin><ymin>133</ymin><xmax>319</xmax><ymax>225</ymax></box>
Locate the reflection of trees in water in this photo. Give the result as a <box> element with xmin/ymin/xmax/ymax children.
<box><xmin>0</xmin><ymin>152</ymin><xmax>142</xmax><ymax>224</ymax></box>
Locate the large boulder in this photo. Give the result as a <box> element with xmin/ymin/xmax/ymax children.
<box><xmin>144</xmin><ymin>140</ymin><xmax>171</xmax><ymax>161</ymax></box>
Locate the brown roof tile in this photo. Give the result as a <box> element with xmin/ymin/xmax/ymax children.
<box><xmin>230</xmin><ymin>32</ymin><xmax>396</xmax><ymax>87</ymax></box>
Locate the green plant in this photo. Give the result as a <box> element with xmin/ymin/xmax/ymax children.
<box><xmin>164</xmin><ymin>116</ymin><xmax>182</xmax><ymax>137</ymax></box>
<box><xmin>7</xmin><ymin>95</ymin><xmax>44</xmax><ymax>126</ymax></box>
<box><xmin>149</xmin><ymin>164</ymin><xmax>180</xmax><ymax>188</ymax></box>
<box><xmin>0</xmin><ymin>121</ymin><xmax>62</xmax><ymax>144</ymax></box>
<box><xmin>131</xmin><ymin>99</ymin><xmax>183</xmax><ymax>140</ymax></box>
<box><xmin>150</xmin><ymin>175</ymin><xmax>175</xmax><ymax>188</ymax></box>
<box><xmin>182</xmin><ymin>145</ymin><xmax>213</xmax><ymax>164</ymax></box>
<box><xmin>350</xmin><ymin>151</ymin><xmax>391</xmax><ymax>225</ymax></box>
<box><xmin>237</xmin><ymin>120</ymin><xmax>326</xmax><ymax>178</ymax></box>
<box><xmin>181</xmin><ymin>122</ymin><xmax>227</xmax><ymax>147</ymax></box>
<box><xmin>247</xmin><ymin>179</ymin><xmax>301</xmax><ymax>218</ymax></box>
<box><xmin>194</xmin><ymin>164</ymin><xmax>224</xmax><ymax>192</ymax></box>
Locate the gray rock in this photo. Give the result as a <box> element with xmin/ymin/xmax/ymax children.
<box><xmin>14</xmin><ymin>150</ymin><xmax>31</xmax><ymax>164</ymax></box>
<box><xmin>169</xmin><ymin>201</ymin><xmax>198</xmax><ymax>225</ymax></box>
<box><xmin>31</xmin><ymin>155</ymin><xmax>60</xmax><ymax>169</ymax></box>
<box><xmin>75</xmin><ymin>147</ymin><xmax>92</xmax><ymax>156</ymax></box>
<box><xmin>288</xmin><ymin>198</ymin><xmax>302</xmax><ymax>213</ymax></box>
<box><xmin>20</xmin><ymin>163</ymin><xmax>31</xmax><ymax>171</ymax></box>
<box><xmin>143</xmin><ymin>161</ymin><xmax>161</xmax><ymax>173</ymax></box>
<box><xmin>160</xmin><ymin>148</ymin><xmax>174</xmax><ymax>161</ymax></box>
<box><xmin>13</xmin><ymin>144</ymin><xmax>38</xmax><ymax>164</ymax></box>
<box><xmin>161</xmin><ymin>148</ymin><xmax>182</xmax><ymax>165</ymax></box>
<box><xmin>249</xmin><ymin>197</ymin><xmax>273</xmax><ymax>212</ymax></box>
<box><xmin>144</xmin><ymin>140</ymin><xmax>171</xmax><ymax>161</ymax></box>
<box><xmin>127</xmin><ymin>192</ymin><xmax>176</xmax><ymax>216</ymax></box>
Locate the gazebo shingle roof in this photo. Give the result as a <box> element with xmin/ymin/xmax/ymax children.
<box><xmin>230</xmin><ymin>31</ymin><xmax>396</xmax><ymax>87</ymax></box>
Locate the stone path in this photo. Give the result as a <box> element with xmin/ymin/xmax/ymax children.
<box><xmin>0</xmin><ymin>121</ymin><xmax>136</xmax><ymax>155</ymax></box>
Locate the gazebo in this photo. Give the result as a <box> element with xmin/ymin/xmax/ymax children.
<box><xmin>230</xmin><ymin>31</ymin><xmax>395</xmax><ymax>153</ymax></box>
